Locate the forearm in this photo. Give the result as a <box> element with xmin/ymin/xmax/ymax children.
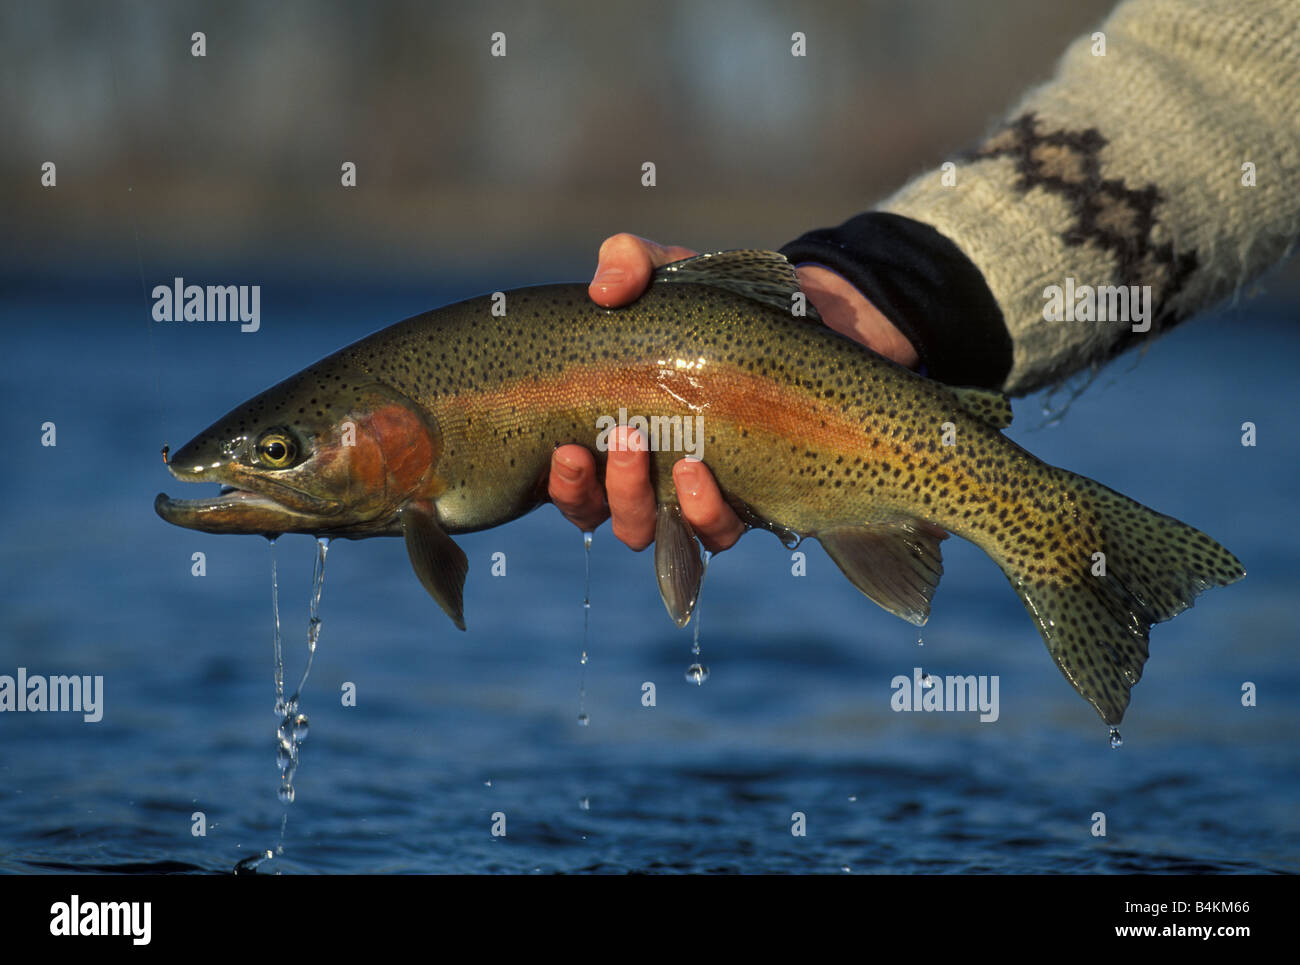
<box><xmin>786</xmin><ymin>0</ymin><xmax>1300</xmax><ymax>396</ymax></box>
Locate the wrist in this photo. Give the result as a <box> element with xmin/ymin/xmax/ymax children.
<box><xmin>780</xmin><ymin>212</ymin><xmax>1012</xmax><ymax>389</ymax></box>
<box><xmin>795</xmin><ymin>264</ymin><xmax>921</xmax><ymax>369</ymax></box>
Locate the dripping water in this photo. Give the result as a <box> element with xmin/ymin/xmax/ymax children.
<box><xmin>292</xmin><ymin>536</ymin><xmax>329</xmax><ymax>702</ymax></box>
<box><xmin>269</xmin><ymin>538</ymin><xmax>284</xmax><ymax>713</ymax></box>
<box><xmin>577</xmin><ymin>530</ymin><xmax>592</xmax><ymax>726</ymax></box>
<box><xmin>1109</xmin><ymin>727</ymin><xmax>1123</xmax><ymax>749</ymax></box>
<box><xmin>684</xmin><ymin>550</ymin><xmax>711</xmax><ymax>685</ymax></box>
<box><xmin>276</xmin><ymin>538</ymin><xmax>328</xmax><ymax>817</ymax></box>
<box><xmin>245</xmin><ymin>537</ymin><xmax>329</xmax><ymax>871</ymax></box>
<box><xmin>233</xmin><ymin>850</ymin><xmax>274</xmax><ymax>875</ymax></box>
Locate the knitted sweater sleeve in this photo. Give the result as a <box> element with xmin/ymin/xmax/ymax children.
<box><xmin>780</xmin><ymin>0</ymin><xmax>1300</xmax><ymax>396</ymax></box>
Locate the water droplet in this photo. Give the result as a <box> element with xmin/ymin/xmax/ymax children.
<box><xmin>690</xmin><ymin>551</ymin><xmax>710</xmax><ymax>659</ymax></box>
<box><xmin>920</xmin><ymin>671</ymin><xmax>934</xmax><ymax>689</ymax></box>
<box><xmin>278</xmin><ymin>783</ymin><xmax>295</xmax><ymax>805</ymax></box>
<box><xmin>841</xmin><ymin>865</ymin><xmax>851</xmax><ymax>873</ymax></box>
<box><xmin>1109</xmin><ymin>727</ymin><xmax>1123</xmax><ymax>749</ymax></box>
<box><xmin>276</xmin><ymin>744</ymin><xmax>294</xmax><ymax>772</ymax></box>
<box><xmin>234</xmin><ymin>849</ymin><xmax>275</xmax><ymax>874</ymax></box>
<box><xmin>847</xmin><ymin>795</ymin><xmax>857</xmax><ymax>803</ymax></box>
<box><xmin>684</xmin><ymin>663</ymin><xmax>709</xmax><ymax>685</ymax></box>
<box><xmin>578</xmin><ymin>797</ymin><xmax>590</xmax><ymax>811</ymax></box>
<box><xmin>916</xmin><ymin>632</ymin><xmax>924</xmax><ymax>647</ymax></box>
<box><xmin>292</xmin><ymin>713</ymin><xmax>310</xmax><ymax>742</ymax></box>
<box><xmin>577</xmin><ymin>528</ymin><xmax>593</xmax><ymax>724</ymax></box>
<box><xmin>484</xmin><ymin>779</ymin><xmax>492</xmax><ymax>787</ymax></box>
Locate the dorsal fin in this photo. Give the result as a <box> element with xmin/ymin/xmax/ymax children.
<box><xmin>653</xmin><ymin>250</ymin><xmax>821</xmax><ymax>321</ymax></box>
<box><xmin>950</xmin><ymin>386</ymin><xmax>1013</xmax><ymax>429</ymax></box>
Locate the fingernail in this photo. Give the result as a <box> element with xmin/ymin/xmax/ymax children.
<box><xmin>554</xmin><ymin>458</ymin><xmax>581</xmax><ymax>483</ymax></box>
<box><xmin>613</xmin><ymin>428</ymin><xmax>646</xmax><ymax>454</ymax></box>
<box><xmin>675</xmin><ymin>461</ymin><xmax>701</xmax><ymax>496</ymax></box>
<box><xmin>592</xmin><ymin>267</ymin><xmax>625</xmax><ymax>287</ymax></box>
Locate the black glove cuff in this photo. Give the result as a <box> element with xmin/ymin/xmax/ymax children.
<box><xmin>780</xmin><ymin>212</ymin><xmax>1012</xmax><ymax>389</ymax></box>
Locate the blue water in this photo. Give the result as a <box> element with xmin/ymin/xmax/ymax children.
<box><xmin>1</xmin><ymin>277</ymin><xmax>1296</xmax><ymax>873</ymax></box>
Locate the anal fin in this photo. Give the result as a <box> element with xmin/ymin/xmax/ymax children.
<box><xmin>401</xmin><ymin>502</ymin><xmax>469</xmax><ymax>630</ymax></box>
<box><xmin>654</xmin><ymin>500</ymin><xmax>705</xmax><ymax>627</ymax></box>
<box><xmin>818</xmin><ymin>519</ymin><xmax>948</xmax><ymax>626</ymax></box>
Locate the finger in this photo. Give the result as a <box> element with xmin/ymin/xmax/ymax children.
<box><xmin>548</xmin><ymin>445</ymin><xmax>609</xmax><ymax>532</ymax></box>
<box><xmin>589</xmin><ymin>233</ymin><xmax>697</xmax><ymax>307</ymax></box>
<box><xmin>673</xmin><ymin>459</ymin><xmax>747</xmax><ymax>553</ymax></box>
<box><xmin>604</xmin><ymin>427</ymin><xmax>657</xmax><ymax>550</ymax></box>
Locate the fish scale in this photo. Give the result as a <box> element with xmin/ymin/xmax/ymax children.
<box><xmin>156</xmin><ymin>250</ymin><xmax>1244</xmax><ymax>725</ymax></box>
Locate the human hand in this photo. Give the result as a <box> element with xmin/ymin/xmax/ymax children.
<box><xmin>549</xmin><ymin>232</ymin><xmax>917</xmax><ymax>553</ymax></box>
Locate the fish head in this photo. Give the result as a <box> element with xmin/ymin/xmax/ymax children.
<box><xmin>155</xmin><ymin>363</ymin><xmax>440</xmax><ymax>537</ymax></box>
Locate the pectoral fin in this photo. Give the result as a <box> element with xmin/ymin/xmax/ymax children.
<box><xmin>818</xmin><ymin>519</ymin><xmax>948</xmax><ymax>626</ymax></box>
<box><xmin>654</xmin><ymin>500</ymin><xmax>705</xmax><ymax>628</ymax></box>
<box><xmin>401</xmin><ymin>502</ymin><xmax>469</xmax><ymax>630</ymax></box>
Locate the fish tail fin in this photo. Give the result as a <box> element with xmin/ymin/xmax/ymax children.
<box><xmin>1002</xmin><ymin>470</ymin><xmax>1244</xmax><ymax>725</ymax></box>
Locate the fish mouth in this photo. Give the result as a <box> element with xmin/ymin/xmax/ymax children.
<box><xmin>154</xmin><ymin>486</ymin><xmax>328</xmax><ymax>535</ymax></box>
<box><xmin>155</xmin><ymin>465</ymin><xmax>392</xmax><ymax>537</ymax></box>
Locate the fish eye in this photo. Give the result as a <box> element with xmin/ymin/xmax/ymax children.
<box><xmin>254</xmin><ymin>429</ymin><xmax>298</xmax><ymax>469</ymax></box>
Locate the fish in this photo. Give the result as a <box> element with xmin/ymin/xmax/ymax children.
<box><xmin>155</xmin><ymin>250</ymin><xmax>1245</xmax><ymax>725</ymax></box>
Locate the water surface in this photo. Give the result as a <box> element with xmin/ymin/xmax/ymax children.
<box><xmin>0</xmin><ymin>279</ymin><xmax>1295</xmax><ymax>873</ymax></box>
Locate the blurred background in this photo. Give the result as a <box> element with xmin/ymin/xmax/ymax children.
<box><xmin>6</xmin><ymin>0</ymin><xmax>1147</xmax><ymax>283</ymax></box>
<box><xmin>1</xmin><ymin>1</ymin><xmax>1297</xmax><ymax>874</ymax></box>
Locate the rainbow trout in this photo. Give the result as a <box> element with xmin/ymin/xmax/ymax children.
<box><xmin>156</xmin><ymin>251</ymin><xmax>1244</xmax><ymax>725</ymax></box>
